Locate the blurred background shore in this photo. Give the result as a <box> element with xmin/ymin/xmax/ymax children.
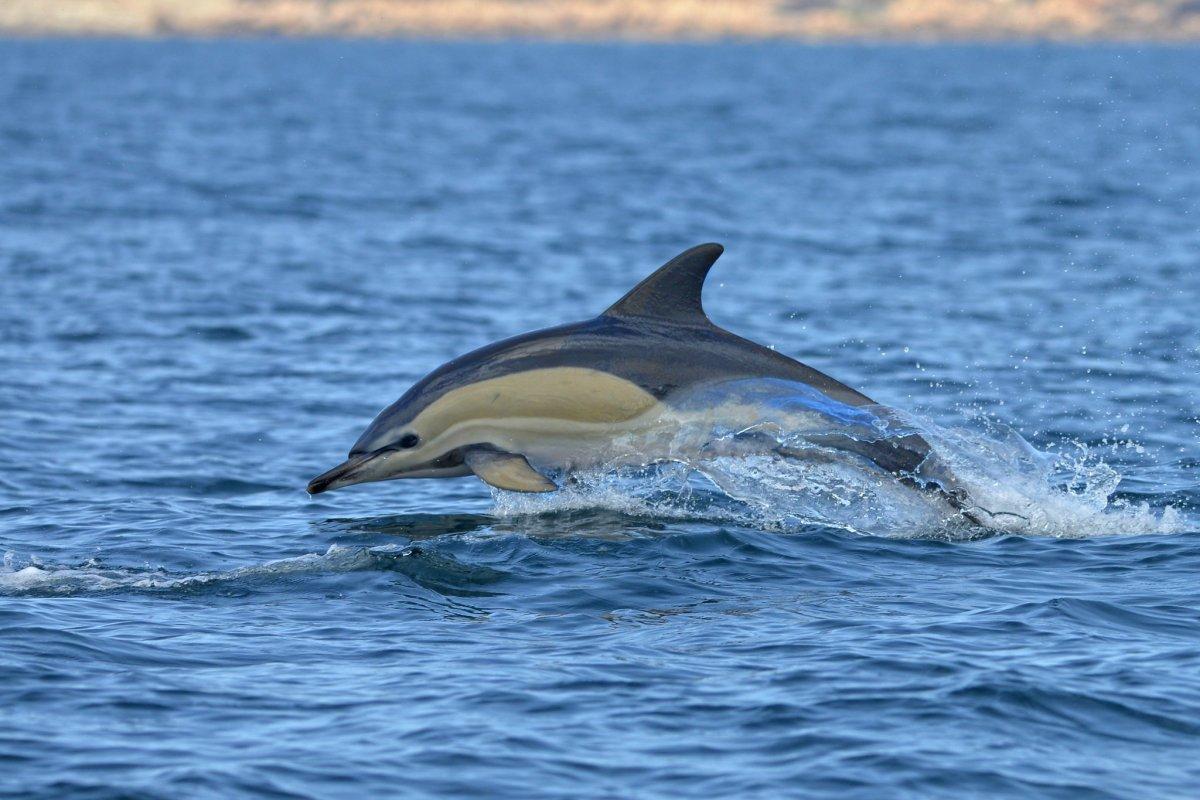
<box><xmin>4</xmin><ymin>0</ymin><xmax>1200</xmax><ymax>41</ymax></box>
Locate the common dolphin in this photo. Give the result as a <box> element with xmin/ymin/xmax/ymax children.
<box><xmin>307</xmin><ymin>244</ymin><xmax>979</xmax><ymax>521</ymax></box>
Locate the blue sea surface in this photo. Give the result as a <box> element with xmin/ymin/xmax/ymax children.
<box><xmin>2</xmin><ymin>41</ymin><xmax>1199</xmax><ymax>799</ymax></box>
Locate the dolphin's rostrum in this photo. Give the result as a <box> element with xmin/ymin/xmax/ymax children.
<box><xmin>307</xmin><ymin>244</ymin><xmax>978</xmax><ymax>521</ymax></box>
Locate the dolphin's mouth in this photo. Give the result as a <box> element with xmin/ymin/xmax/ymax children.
<box><xmin>307</xmin><ymin>449</ymin><xmax>469</xmax><ymax>495</ymax></box>
<box><xmin>307</xmin><ymin>454</ymin><xmax>373</xmax><ymax>495</ymax></box>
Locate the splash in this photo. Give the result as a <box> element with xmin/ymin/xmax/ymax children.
<box><xmin>492</xmin><ymin>381</ymin><xmax>1187</xmax><ymax>539</ymax></box>
<box><xmin>916</xmin><ymin>414</ymin><xmax>1186</xmax><ymax>538</ymax></box>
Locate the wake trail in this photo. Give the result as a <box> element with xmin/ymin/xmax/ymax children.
<box><xmin>0</xmin><ymin>545</ymin><xmax>418</xmax><ymax>597</ymax></box>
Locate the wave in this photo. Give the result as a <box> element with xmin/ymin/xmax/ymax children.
<box><xmin>0</xmin><ymin>544</ymin><xmax>420</xmax><ymax>597</ymax></box>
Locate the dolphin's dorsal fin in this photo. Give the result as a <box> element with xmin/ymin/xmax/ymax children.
<box><xmin>602</xmin><ymin>243</ymin><xmax>723</xmax><ymax>326</ymax></box>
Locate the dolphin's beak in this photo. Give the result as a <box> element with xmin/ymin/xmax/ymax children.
<box><xmin>306</xmin><ymin>454</ymin><xmax>373</xmax><ymax>495</ymax></box>
<box><xmin>307</xmin><ymin>448</ymin><xmax>469</xmax><ymax>495</ymax></box>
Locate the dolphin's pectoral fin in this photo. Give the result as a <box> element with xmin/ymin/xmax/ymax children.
<box><xmin>463</xmin><ymin>447</ymin><xmax>557</xmax><ymax>493</ymax></box>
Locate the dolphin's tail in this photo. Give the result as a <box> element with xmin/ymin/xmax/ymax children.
<box><xmin>909</xmin><ymin>450</ymin><xmax>988</xmax><ymax>527</ymax></box>
<box><xmin>912</xmin><ymin>450</ymin><xmax>1031</xmax><ymax>528</ymax></box>
<box><xmin>777</xmin><ymin>432</ymin><xmax>1010</xmax><ymax>528</ymax></box>
<box><xmin>712</xmin><ymin>426</ymin><xmax>1008</xmax><ymax>527</ymax></box>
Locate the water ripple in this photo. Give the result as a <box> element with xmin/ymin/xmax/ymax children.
<box><xmin>2</xmin><ymin>40</ymin><xmax>1199</xmax><ymax>800</ymax></box>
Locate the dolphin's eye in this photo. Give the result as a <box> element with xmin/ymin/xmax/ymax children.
<box><xmin>397</xmin><ymin>433</ymin><xmax>420</xmax><ymax>449</ymax></box>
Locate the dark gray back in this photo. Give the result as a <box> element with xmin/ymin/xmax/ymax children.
<box><xmin>351</xmin><ymin>243</ymin><xmax>876</xmax><ymax>454</ymax></box>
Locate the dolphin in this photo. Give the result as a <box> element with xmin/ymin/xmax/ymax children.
<box><xmin>307</xmin><ymin>244</ymin><xmax>980</xmax><ymax>521</ymax></box>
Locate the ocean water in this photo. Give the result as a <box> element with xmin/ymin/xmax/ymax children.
<box><xmin>2</xmin><ymin>40</ymin><xmax>1199</xmax><ymax>799</ymax></box>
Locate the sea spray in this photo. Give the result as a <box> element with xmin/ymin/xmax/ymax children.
<box><xmin>492</xmin><ymin>412</ymin><xmax>1186</xmax><ymax>540</ymax></box>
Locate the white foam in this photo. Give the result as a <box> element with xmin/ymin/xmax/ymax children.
<box><xmin>912</xmin><ymin>415</ymin><xmax>1186</xmax><ymax>538</ymax></box>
